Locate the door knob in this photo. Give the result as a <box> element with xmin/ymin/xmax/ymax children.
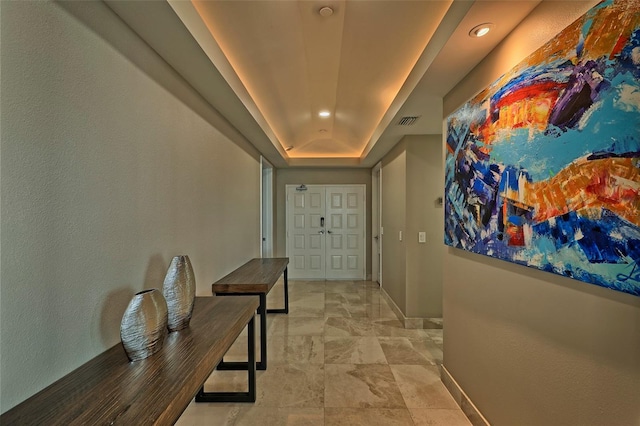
<box><xmin>318</xmin><ymin>230</ymin><xmax>325</xmax><ymax>234</ymax></box>
<box><xmin>327</xmin><ymin>230</ymin><xmax>333</xmax><ymax>234</ymax></box>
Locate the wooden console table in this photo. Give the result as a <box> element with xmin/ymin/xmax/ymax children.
<box><xmin>1</xmin><ymin>296</ymin><xmax>259</xmax><ymax>425</ymax></box>
<box><xmin>211</xmin><ymin>257</ymin><xmax>289</xmax><ymax>371</ymax></box>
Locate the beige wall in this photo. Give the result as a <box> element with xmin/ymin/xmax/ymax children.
<box><xmin>381</xmin><ymin>142</ymin><xmax>407</xmax><ymax>311</ymax></box>
<box><xmin>0</xmin><ymin>1</ymin><xmax>261</xmax><ymax>412</ymax></box>
<box><xmin>381</xmin><ymin>136</ymin><xmax>444</xmax><ymax>318</ymax></box>
<box><xmin>275</xmin><ymin>168</ymin><xmax>372</xmax><ymax>277</ymax></box>
<box><xmin>442</xmin><ymin>1</ymin><xmax>640</xmax><ymax>424</ymax></box>
<box><xmin>405</xmin><ymin>136</ymin><xmax>443</xmax><ymax>318</ymax></box>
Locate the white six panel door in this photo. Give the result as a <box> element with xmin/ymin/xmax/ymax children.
<box><xmin>287</xmin><ymin>186</ymin><xmax>326</xmax><ymax>279</ymax></box>
<box><xmin>325</xmin><ymin>186</ymin><xmax>365</xmax><ymax>280</ymax></box>
<box><xmin>286</xmin><ymin>185</ymin><xmax>365</xmax><ymax>280</ymax></box>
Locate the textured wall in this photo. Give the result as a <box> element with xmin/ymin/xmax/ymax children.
<box><xmin>442</xmin><ymin>1</ymin><xmax>640</xmax><ymax>424</ymax></box>
<box><xmin>0</xmin><ymin>1</ymin><xmax>260</xmax><ymax>412</ymax></box>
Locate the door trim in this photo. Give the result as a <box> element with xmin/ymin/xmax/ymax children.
<box><xmin>260</xmin><ymin>157</ymin><xmax>274</xmax><ymax>258</ymax></box>
<box><xmin>372</xmin><ymin>162</ymin><xmax>382</xmax><ymax>286</ymax></box>
<box><xmin>286</xmin><ymin>184</ymin><xmax>366</xmax><ymax>280</ymax></box>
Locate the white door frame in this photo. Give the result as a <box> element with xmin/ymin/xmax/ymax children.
<box><xmin>260</xmin><ymin>157</ymin><xmax>274</xmax><ymax>257</ymax></box>
<box><xmin>372</xmin><ymin>162</ymin><xmax>382</xmax><ymax>286</ymax></box>
<box><xmin>286</xmin><ymin>184</ymin><xmax>366</xmax><ymax>280</ymax></box>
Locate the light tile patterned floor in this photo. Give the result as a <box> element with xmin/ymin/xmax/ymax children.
<box><xmin>176</xmin><ymin>280</ymin><xmax>470</xmax><ymax>426</ymax></box>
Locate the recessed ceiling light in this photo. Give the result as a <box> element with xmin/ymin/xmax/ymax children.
<box><xmin>469</xmin><ymin>23</ymin><xmax>494</xmax><ymax>38</ymax></box>
<box><xmin>319</xmin><ymin>111</ymin><xmax>331</xmax><ymax>117</ymax></box>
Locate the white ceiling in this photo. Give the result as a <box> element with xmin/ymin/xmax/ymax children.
<box><xmin>106</xmin><ymin>0</ymin><xmax>544</xmax><ymax>168</ymax></box>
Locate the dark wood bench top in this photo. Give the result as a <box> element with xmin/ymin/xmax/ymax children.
<box><xmin>1</xmin><ymin>296</ymin><xmax>259</xmax><ymax>425</ymax></box>
<box><xmin>212</xmin><ymin>258</ymin><xmax>289</xmax><ymax>294</ymax></box>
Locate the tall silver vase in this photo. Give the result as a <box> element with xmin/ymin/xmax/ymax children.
<box><xmin>163</xmin><ymin>255</ymin><xmax>196</xmax><ymax>332</ymax></box>
<box><xmin>120</xmin><ymin>288</ymin><xmax>168</xmax><ymax>362</ymax></box>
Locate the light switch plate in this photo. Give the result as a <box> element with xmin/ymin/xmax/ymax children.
<box><xmin>399</xmin><ymin>231</ymin><xmax>403</xmax><ymax>241</ymax></box>
<box><xmin>418</xmin><ymin>232</ymin><xmax>426</xmax><ymax>243</ymax></box>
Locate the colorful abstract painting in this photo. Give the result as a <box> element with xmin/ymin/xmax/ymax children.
<box><xmin>444</xmin><ymin>0</ymin><xmax>640</xmax><ymax>296</ymax></box>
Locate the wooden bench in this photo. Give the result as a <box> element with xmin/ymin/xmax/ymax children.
<box><xmin>211</xmin><ymin>257</ymin><xmax>289</xmax><ymax>371</ymax></box>
<box><xmin>0</xmin><ymin>296</ymin><xmax>260</xmax><ymax>425</ymax></box>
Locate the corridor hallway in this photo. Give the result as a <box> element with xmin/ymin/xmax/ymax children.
<box><xmin>177</xmin><ymin>280</ymin><xmax>469</xmax><ymax>425</ymax></box>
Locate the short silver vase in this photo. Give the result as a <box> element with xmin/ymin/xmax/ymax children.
<box><xmin>163</xmin><ymin>255</ymin><xmax>196</xmax><ymax>332</ymax></box>
<box><xmin>120</xmin><ymin>288</ymin><xmax>168</xmax><ymax>362</ymax></box>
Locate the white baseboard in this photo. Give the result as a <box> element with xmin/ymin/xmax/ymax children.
<box><xmin>441</xmin><ymin>365</ymin><xmax>491</xmax><ymax>426</ymax></box>
<box><xmin>379</xmin><ymin>288</ymin><xmax>443</xmax><ymax>330</ymax></box>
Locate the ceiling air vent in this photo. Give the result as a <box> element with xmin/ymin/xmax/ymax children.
<box><xmin>397</xmin><ymin>116</ymin><xmax>420</xmax><ymax>126</ymax></box>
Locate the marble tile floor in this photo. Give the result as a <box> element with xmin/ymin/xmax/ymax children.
<box><xmin>177</xmin><ymin>280</ymin><xmax>469</xmax><ymax>426</ymax></box>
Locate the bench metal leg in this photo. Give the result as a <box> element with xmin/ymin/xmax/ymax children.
<box><xmin>195</xmin><ymin>315</ymin><xmax>256</xmax><ymax>403</ymax></box>
<box><xmin>217</xmin><ymin>293</ymin><xmax>267</xmax><ymax>370</ymax></box>
<box><xmin>266</xmin><ymin>267</ymin><xmax>289</xmax><ymax>315</ymax></box>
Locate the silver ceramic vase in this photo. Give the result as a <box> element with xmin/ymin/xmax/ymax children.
<box><xmin>120</xmin><ymin>288</ymin><xmax>168</xmax><ymax>362</ymax></box>
<box><xmin>162</xmin><ymin>255</ymin><xmax>196</xmax><ymax>332</ymax></box>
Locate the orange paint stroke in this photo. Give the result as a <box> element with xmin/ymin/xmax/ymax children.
<box><xmin>523</xmin><ymin>157</ymin><xmax>640</xmax><ymax>226</ymax></box>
